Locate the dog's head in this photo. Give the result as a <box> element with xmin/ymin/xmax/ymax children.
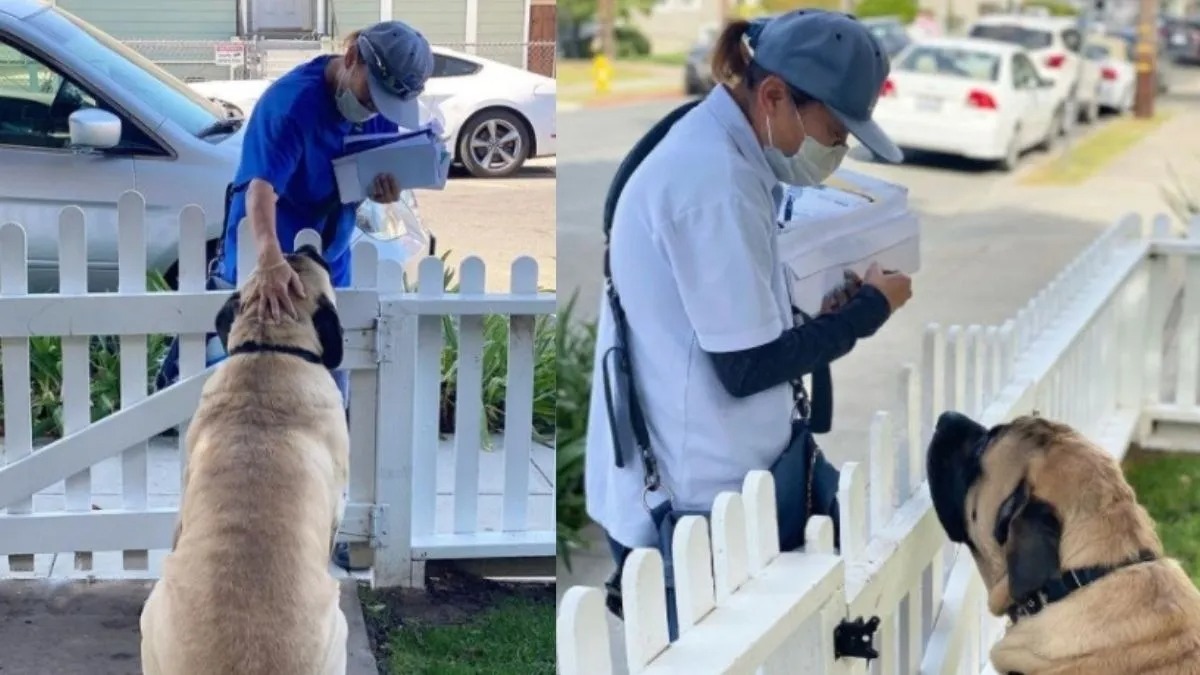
<box><xmin>927</xmin><ymin>411</ymin><xmax>1161</xmax><ymax>616</ymax></box>
<box><xmin>214</xmin><ymin>245</ymin><xmax>343</xmax><ymax>370</ymax></box>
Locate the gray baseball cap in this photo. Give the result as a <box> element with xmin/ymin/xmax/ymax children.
<box><xmin>748</xmin><ymin>10</ymin><xmax>903</xmax><ymax>163</ymax></box>
<box><xmin>356</xmin><ymin>21</ymin><xmax>434</xmax><ymax>129</ymax></box>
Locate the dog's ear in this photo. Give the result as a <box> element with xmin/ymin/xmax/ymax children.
<box><xmin>295</xmin><ymin>244</ymin><xmax>331</xmax><ymax>275</ymax></box>
<box><xmin>313</xmin><ymin>294</ymin><xmax>343</xmax><ymax>370</ymax></box>
<box><xmin>1001</xmin><ymin>482</ymin><xmax>1062</xmax><ymax>602</ymax></box>
<box><xmin>215</xmin><ymin>291</ymin><xmax>242</xmax><ymax>352</ymax></box>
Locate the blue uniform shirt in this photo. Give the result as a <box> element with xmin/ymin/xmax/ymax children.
<box><xmin>216</xmin><ymin>55</ymin><xmax>397</xmax><ymax>288</ymax></box>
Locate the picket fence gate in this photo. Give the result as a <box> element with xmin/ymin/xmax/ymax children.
<box><xmin>558</xmin><ymin>213</ymin><xmax>1200</xmax><ymax>674</ymax></box>
<box><xmin>0</xmin><ymin>191</ymin><xmax>555</xmax><ymax>588</ymax></box>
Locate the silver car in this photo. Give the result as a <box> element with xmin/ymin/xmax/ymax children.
<box><xmin>0</xmin><ymin>0</ymin><xmax>427</xmax><ymax>293</ymax></box>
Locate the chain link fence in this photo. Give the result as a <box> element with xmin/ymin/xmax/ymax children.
<box><xmin>122</xmin><ymin>38</ymin><xmax>556</xmax><ymax>83</ymax></box>
<box><xmin>123</xmin><ymin>39</ymin><xmax>268</xmax><ymax>82</ymax></box>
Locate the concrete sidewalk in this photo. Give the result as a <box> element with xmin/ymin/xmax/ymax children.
<box><xmin>557</xmin><ymin>83</ymin><xmax>1200</xmax><ymax>672</ymax></box>
<box><xmin>0</xmin><ymin>578</ymin><xmax>378</xmax><ymax>675</ymax></box>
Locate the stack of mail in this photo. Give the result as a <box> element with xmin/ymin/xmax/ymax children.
<box><xmin>333</xmin><ymin>124</ymin><xmax>452</xmax><ymax>202</ymax></box>
<box><xmin>776</xmin><ymin>168</ymin><xmax>921</xmax><ymax>316</ymax></box>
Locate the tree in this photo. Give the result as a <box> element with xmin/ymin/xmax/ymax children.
<box><xmin>559</xmin><ymin>0</ymin><xmax>657</xmax><ymax>58</ymax></box>
<box><xmin>560</xmin><ymin>0</ymin><xmax>658</xmax><ymax>24</ymax></box>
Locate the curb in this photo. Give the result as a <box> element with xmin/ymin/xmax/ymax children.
<box><xmin>342</xmin><ymin>579</ymin><xmax>380</xmax><ymax>675</ymax></box>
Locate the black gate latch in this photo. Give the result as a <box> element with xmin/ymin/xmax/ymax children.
<box><xmin>834</xmin><ymin>616</ymin><xmax>881</xmax><ymax>661</ymax></box>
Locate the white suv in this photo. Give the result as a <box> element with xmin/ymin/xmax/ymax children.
<box><xmin>967</xmin><ymin>15</ymin><xmax>1103</xmax><ymax>133</ymax></box>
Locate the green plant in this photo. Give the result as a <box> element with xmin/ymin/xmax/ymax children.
<box><xmin>853</xmin><ymin>0</ymin><xmax>918</xmax><ymax>22</ymax></box>
<box><xmin>556</xmin><ymin>293</ymin><xmax>599</xmax><ymax>570</ymax></box>
<box><xmin>615</xmin><ymin>26</ymin><xmax>652</xmax><ymax>58</ymax></box>
<box><xmin>416</xmin><ymin>254</ymin><xmax>556</xmax><ymax>448</ymax></box>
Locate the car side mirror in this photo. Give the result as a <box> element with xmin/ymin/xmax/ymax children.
<box><xmin>68</xmin><ymin>108</ymin><xmax>121</xmax><ymax>150</ymax></box>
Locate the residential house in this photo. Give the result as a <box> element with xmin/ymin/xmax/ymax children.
<box><xmin>630</xmin><ymin>0</ymin><xmax>727</xmax><ymax>55</ymax></box>
<box><xmin>52</xmin><ymin>0</ymin><xmax>553</xmax><ymax>79</ymax></box>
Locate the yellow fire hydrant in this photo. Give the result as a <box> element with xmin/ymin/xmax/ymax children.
<box><xmin>593</xmin><ymin>53</ymin><xmax>612</xmax><ymax>96</ymax></box>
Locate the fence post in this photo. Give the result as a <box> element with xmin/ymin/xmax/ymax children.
<box><xmin>372</xmin><ymin>291</ymin><xmax>421</xmax><ymax>588</ymax></box>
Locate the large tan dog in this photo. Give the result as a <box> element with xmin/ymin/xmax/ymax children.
<box><xmin>927</xmin><ymin>411</ymin><xmax>1200</xmax><ymax>675</ymax></box>
<box><xmin>140</xmin><ymin>245</ymin><xmax>351</xmax><ymax>675</ymax></box>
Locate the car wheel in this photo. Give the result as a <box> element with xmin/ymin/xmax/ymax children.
<box><xmin>1038</xmin><ymin>107</ymin><xmax>1062</xmax><ymax>150</ymax></box>
<box><xmin>999</xmin><ymin>128</ymin><xmax>1021</xmax><ymax>172</ymax></box>
<box><xmin>1060</xmin><ymin>98</ymin><xmax>1077</xmax><ymax>137</ymax></box>
<box><xmin>458</xmin><ymin>109</ymin><xmax>530</xmax><ymax>178</ymax></box>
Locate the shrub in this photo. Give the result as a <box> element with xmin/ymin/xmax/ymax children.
<box><xmin>556</xmin><ymin>294</ymin><xmax>599</xmax><ymax>570</ymax></box>
<box><xmin>615</xmin><ymin>26</ymin><xmax>652</xmax><ymax>58</ymax></box>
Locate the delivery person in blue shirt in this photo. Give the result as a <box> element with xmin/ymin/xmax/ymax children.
<box><xmin>156</xmin><ymin>20</ymin><xmax>434</xmax><ymax>398</ymax></box>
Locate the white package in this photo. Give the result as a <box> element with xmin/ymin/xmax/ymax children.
<box><xmin>776</xmin><ymin>168</ymin><xmax>921</xmax><ymax>316</ymax></box>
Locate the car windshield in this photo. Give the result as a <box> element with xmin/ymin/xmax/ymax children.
<box><xmin>970</xmin><ymin>24</ymin><xmax>1054</xmax><ymax>50</ymax></box>
<box><xmin>1083</xmin><ymin>43</ymin><xmax>1111</xmax><ymax>60</ymax></box>
<box><xmin>27</xmin><ymin>7</ymin><xmax>226</xmax><ymax>137</ymax></box>
<box><xmin>896</xmin><ymin>46</ymin><xmax>1001</xmax><ymax>81</ymax></box>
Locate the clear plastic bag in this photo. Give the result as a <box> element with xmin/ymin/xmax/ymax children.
<box><xmin>356</xmin><ymin>193</ymin><xmax>431</xmax><ymax>263</ymax></box>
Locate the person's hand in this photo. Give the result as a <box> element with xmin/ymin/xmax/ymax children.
<box><xmin>863</xmin><ymin>261</ymin><xmax>912</xmax><ymax>314</ymax></box>
<box><xmin>368</xmin><ymin>173</ymin><xmax>401</xmax><ymax>203</ymax></box>
<box><xmin>820</xmin><ymin>269</ymin><xmax>863</xmax><ymax>314</ymax></box>
<box><xmin>255</xmin><ymin>250</ymin><xmax>306</xmax><ymax>322</ymax></box>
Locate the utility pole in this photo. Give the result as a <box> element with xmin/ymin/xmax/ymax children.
<box><xmin>1133</xmin><ymin>0</ymin><xmax>1157</xmax><ymax>118</ymax></box>
<box><xmin>598</xmin><ymin>0</ymin><xmax>617</xmax><ymax>60</ymax></box>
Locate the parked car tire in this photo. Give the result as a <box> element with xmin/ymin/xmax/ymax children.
<box><xmin>1037</xmin><ymin>108</ymin><xmax>1061</xmax><ymax>151</ymax></box>
<box><xmin>998</xmin><ymin>128</ymin><xmax>1021</xmax><ymax>172</ymax></box>
<box><xmin>1059</xmin><ymin>97</ymin><xmax>1077</xmax><ymax>137</ymax></box>
<box><xmin>458</xmin><ymin>108</ymin><xmax>531</xmax><ymax>178</ymax></box>
<box><xmin>1079</xmin><ymin>95</ymin><xmax>1100</xmax><ymax>124</ymax></box>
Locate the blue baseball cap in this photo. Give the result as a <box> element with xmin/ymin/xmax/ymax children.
<box><xmin>748</xmin><ymin>11</ymin><xmax>903</xmax><ymax>163</ymax></box>
<box><xmin>356</xmin><ymin>21</ymin><xmax>434</xmax><ymax>129</ymax></box>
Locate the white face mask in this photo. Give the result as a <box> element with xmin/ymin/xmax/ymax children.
<box><xmin>335</xmin><ymin>71</ymin><xmax>377</xmax><ymax>124</ymax></box>
<box><xmin>798</xmin><ymin>137</ymin><xmax>849</xmax><ymax>184</ymax></box>
<box><xmin>763</xmin><ymin>108</ymin><xmax>816</xmax><ymax>187</ymax></box>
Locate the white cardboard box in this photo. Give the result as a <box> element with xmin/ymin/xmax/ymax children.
<box><xmin>777</xmin><ymin>168</ymin><xmax>921</xmax><ymax>316</ymax></box>
<box><xmin>333</xmin><ymin>131</ymin><xmax>451</xmax><ymax>203</ymax></box>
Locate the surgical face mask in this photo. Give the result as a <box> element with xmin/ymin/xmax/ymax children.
<box><xmin>763</xmin><ymin>107</ymin><xmax>815</xmax><ymax>187</ymax></box>
<box><xmin>335</xmin><ymin>71</ymin><xmax>377</xmax><ymax>124</ymax></box>
<box><xmin>797</xmin><ymin>137</ymin><xmax>849</xmax><ymax>184</ymax></box>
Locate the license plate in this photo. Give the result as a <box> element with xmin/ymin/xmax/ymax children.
<box><xmin>915</xmin><ymin>96</ymin><xmax>942</xmax><ymax>112</ymax></box>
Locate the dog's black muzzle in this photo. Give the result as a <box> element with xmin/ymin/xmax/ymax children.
<box><xmin>927</xmin><ymin>410</ymin><xmax>989</xmax><ymax>544</ymax></box>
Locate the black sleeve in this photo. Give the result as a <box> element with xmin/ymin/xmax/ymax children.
<box><xmin>706</xmin><ymin>285</ymin><xmax>892</xmax><ymax>398</ymax></box>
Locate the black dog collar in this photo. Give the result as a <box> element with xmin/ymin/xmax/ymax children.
<box><xmin>229</xmin><ymin>340</ymin><xmax>323</xmax><ymax>366</ymax></box>
<box><xmin>1006</xmin><ymin>549</ymin><xmax>1157</xmax><ymax>623</ymax></box>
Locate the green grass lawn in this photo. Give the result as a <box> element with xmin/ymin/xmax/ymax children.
<box><xmin>1124</xmin><ymin>449</ymin><xmax>1200</xmax><ymax>585</ymax></box>
<box><xmin>382</xmin><ymin>596</ymin><xmax>554</xmax><ymax>674</ymax></box>
<box><xmin>1020</xmin><ymin>112</ymin><xmax>1172</xmax><ymax>187</ymax></box>
<box><xmin>359</xmin><ymin>567</ymin><xmax>555</xmax><ymax>675</ymax></box>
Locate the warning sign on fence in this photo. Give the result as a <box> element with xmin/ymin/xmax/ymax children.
<box><xmin>213</xmin><ymin>42</ymin><xmax>246</xmax><ymax>67</ymax></box>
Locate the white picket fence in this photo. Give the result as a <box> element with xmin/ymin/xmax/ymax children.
<box><xmin>0</xmin><ymin>191</ymin><xmax>555</xmax><ymax>588</ymax></box>
<box><xmin>558</xmin><ymin>213</ymin><xmax>1200</xmax><ymax>674</ymax></box>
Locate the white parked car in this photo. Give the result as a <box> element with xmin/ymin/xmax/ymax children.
<box><xmin>966</xmin><ymin>15</ymin><xmax>1102</xmax><ymax>129</ymax></box>
<box><xmin>873</xmin><ymin>38</ymin><xmax>1061</xmax><ymax>171</ymax></box>
<box><xmin>0</xmin><ymin>0</ymin><xmax>428</xmax><ymax>293</ymax></box>
<box><xmin>190</xmin><ymin>46</ymin><xmax>557</xmax><ymax>179</ymax></box>
<box><xmin>1084</xmin><ymin>35</ymin><xmax>1137</xmax><ymax>113</ymax></box>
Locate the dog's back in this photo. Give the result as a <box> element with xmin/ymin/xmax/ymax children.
<box><xmin>146</xmin><ymin>357</ymin><xmax>349</xmax><ymax>675</ymax></box>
